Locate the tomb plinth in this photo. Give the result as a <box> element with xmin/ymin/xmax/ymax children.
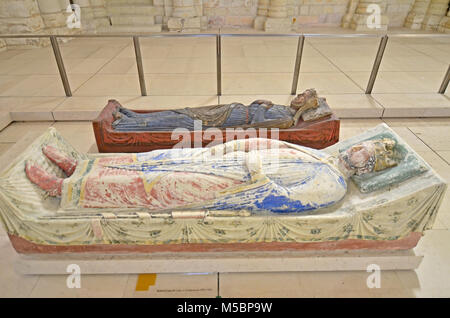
<box><xmin>0</xmin><ymin>124</ymin><xmax>446</xmax><ymax>265</ymax></box>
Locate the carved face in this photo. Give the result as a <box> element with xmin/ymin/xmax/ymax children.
<box><xmin>290</xmin><ymin>88</ymin><xmax>318</xmax><ymax>110</ymax></box>
<box><xmin>348</xmin><ymin>145</ymin><xmax>372</xmax><ymax>167</ymax></box>
<box><xmin>341</xmin><ymin>144</ymin><xmax>375</xmax><ymax>175</ymax></box>
<box><xmin>339</xmin><ymin>138</ymin><xmax>398</xmax><ymax>176</ymax></box>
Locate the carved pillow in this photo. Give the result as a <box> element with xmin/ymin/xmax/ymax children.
<box><xmin>340</xmin><ymin>132</ymin><xmax>429</xmax><ymax>193</ymax></box>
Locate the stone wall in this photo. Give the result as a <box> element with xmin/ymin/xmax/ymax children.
<box><xmin>37</xmin><ymin>0</ymin><xmax>72</xmax><ymax>34</ymax></box>
<box><xmin>294</xmin><ymin>0</ymin><xmax>349</xmax><ymax>27</ymax></box>
<box><xmin>421</xmin><ymin>0</ymin><xmax>450</xmax><ymax>30</ymax></box>
<box><xmin>386</xmin><ymin>0</ymin><xmax>415</xmax><ymax>27</ymax></box>
<box><xmin>204</xmin><ymin>0</ymin><xmax>258</xmax><ymax>28</ymax></box>
<box><xmin>0</xmin><ymin>0</ymin><xmax>448</xmax><ymax>47</ymax></box>
<box><xmin>347</xmin><ymin>0</ymin><xmax>390</xmax><ymax>31</ymax></box>
<box><xmin>438</xmin><ymin>7</ymin><xmax>450</xmax><ymax>32</ymax></box>
<box><xmin>403</xmin><ymin>0</ymin><xmax>450</xmax><ymax>31</ymax></box>
<box><xmin>73</xmin><ymin>0</ymin><xmax>110</xmax><ymax>32</ymax></box>
<box><xmin>0</xmin><ymin>39</ymin><xmax>6</xmax><ymax>52</ymax></box>
<box><xmin>0</xmin><ymin>0</ymin><xmax>48</xmax><ymax>47</ymax></box>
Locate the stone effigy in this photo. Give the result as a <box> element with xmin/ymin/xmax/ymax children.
<box><xmin>25</xmin><ymin>137</ymin><xmax>396</xmax><ymax>213</ymax></box>
<box><xmin>0</xmin><ymin>124</ymin><xmax>446</xmax><ymax>254</ymax></box>
<box><xmin>111</xmin><ymin>89</ymin><xmax>324</xmax><ymax>131</ymax></box>
<box><xmin>93</xmin><ymin>89</ymin><xmax>339</xmax><ymax>152</ymax></box>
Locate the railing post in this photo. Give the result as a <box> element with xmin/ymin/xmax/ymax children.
<box><xmin>291</xmin><ymin>35</ymin><xmax>305</xmax><ymax>95</ymax></box>
<box><xmin>438</xmin><ymin>64</ymin><xmax>450</xmax><ymax>94</ymax></box>
<box><xmin>366</xmin><ymin>35</ymin><xmax>388</xmax><ymax>94</ymax></box>
<box><xmin>50</xmin><ymin>36</ymin><xmax>71</xmax><ymax>97</ymax></box>
<box><xmin>133</xmin><ymin>36</ymin><xmax>147</xmax><ymax>96</ymax></box>
<box><xmin>216</xmin><ymin>34</ymin><xmax>222</xmax><ymax>96</ymax></box>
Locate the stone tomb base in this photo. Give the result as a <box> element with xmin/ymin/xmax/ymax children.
<box><xmin>16</xmin><ymin>249</ymin><xmax>423</xmax><ymax>275</ymax></box>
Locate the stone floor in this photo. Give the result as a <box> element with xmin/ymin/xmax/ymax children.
<box><xmin>0</xmin><ymin>117</ymin><xmax>449</xmax><ymax>298</ymax></box>
<box><xmin>0</xmin><ymin>27</ymin><xmax>449</xmax><ymax>127</ymax></box>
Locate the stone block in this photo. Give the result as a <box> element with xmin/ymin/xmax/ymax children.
<box><xmin>325</xmin><ymin>13</ymin><xmax>344</xmax><ymax>24</ymax></box>
<box><xmin>92</xmin><ymin>7</ymin><xmax>108</xmax><ymax>18</ymax></box>
<box><xmin>37</xmin><ymin>0</ymin><xmax>63</xmax><ymax>14</ymax></box>
<box><xmin>225</xmin><ymin>15</ymin><xmax>254</xmax><ymax>27</ymax></box>
<box><xmin>107</xmin><ymin>5</ymin><xmax>158</xmax><ymax>16</ymax></box>
<box><xmin>0</xmin><ymin>0</ymin><xmax>40</xmax><ymax>18</ymax></box>
<box><xmin>422</xmin><ymin>14</ymin><xmax>444</xmax><ymax>30</ymax></box>
<box><xmin>389</xmin><ymin>14</ymin><xmax>408</xmax><ymax>26</ymax></box>
<box><xmin>73</xmin><ymin>0</ymin><xmax>91</xmax><ymax>8</ymax></box>
<box><xmin>437</xmin><ymin>16</ymin><xmax>450</xmax><ymax>32</ymax></box>
<box><xmin>264</xmin><ymin>17</ymin><xmax>292</xmax><ymax>31</ymax></box>
<box><xmin>110</xmin><ymin>15</ymin><xmax>155</xmax><ymax>25</ymax></box>
<box><xmin>41</xmin><ymin>12</ymin><xmax>67</xmax><ymax>28</ymax></box>
<box><xmin>208</xmin><ymin>16</ymin><xmax>226</xmax><ymax>27</ymax></box>
<box><xmin>299</xmin><ymin>5</ymin><xmax>309</xmax><ymax>15</ymax></box>
<box><xmin>205</xmin><ymin>7</ymin><xmax>230</xmax><ymax>16</ymax></box>
<box><xmin>294</xmin><ymin>15</ymin><xmax>320</xmax><ymax>25</ymax></box>
<box><xmin>253</xmin><ymin>15</ymin><xmax>267</xmax><ymax>29</ymax></box>
<box><xmin>352</xmin><ymin>13</ymin><xmax>389</xmax><ymax>25</ymax></box>
<box><xmin>168</xmin><ymin>16</ymin><xmax>201</xmax><ymax>31</ymax></box>
<box><xmin>0</xmin><ymin>39</ymin><xmax>6</xmax><ymax>51</ymax></box>
<box><xmin>201</xmin><ymin>16</ymin><xmax>208</xmax><ymax>29</ymax></box>
<box><xmin>172</xmin><ymin>5</ymin><xmax>197</xmax><ymax>18</ymax></box>
<box><xmin>228</xmin><ymin>6</ymin><xmax>255</xmax><ymax>16</ymax></box>
<box><xmin>90</xmin><ymin>0</ymin><xmax>106</xmax><ymax>6</ymax></box>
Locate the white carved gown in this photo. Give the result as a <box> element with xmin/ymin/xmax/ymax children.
<box><xmin>60</xmin><ymin>139</ymin><xmax>347</xmax><ymax>214</ymax></box>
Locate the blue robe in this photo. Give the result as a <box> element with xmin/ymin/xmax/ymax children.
<box><xmin>112</xmin><ymin>102</ymin><xmax>295</xmax><ymax>131</ymax></box>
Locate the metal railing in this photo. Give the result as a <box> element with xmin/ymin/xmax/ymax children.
<box><xmin>0</xmin><ymin>32</ymin><xmax>449</xmax><ymax>97</ymax></box>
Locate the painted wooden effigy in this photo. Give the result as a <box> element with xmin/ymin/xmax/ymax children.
<box><xmin>0</xmin><ymin>124</ymin><xmax>446</xmax><ymax>254</ymax></box>
<box><xmin>93</xmin><ymin>92</ymin><xmax>340</xmax><ymax>153</ymax></box>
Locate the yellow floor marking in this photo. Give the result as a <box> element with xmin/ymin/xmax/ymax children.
<box><xmin>135</xmin><ymin>273</ymin><xmax>157</xmax><ymax>291</ymax></box>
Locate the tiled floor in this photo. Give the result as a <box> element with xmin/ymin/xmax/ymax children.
<box><xmin>0</xmin><ymin>117</ymin><xmax>449</xmax><ymax>298</ymax></box>
<box><xmin>0</xmin><ymin>28</ymin><xmax>449</xmax><ymax>123</ymax></box>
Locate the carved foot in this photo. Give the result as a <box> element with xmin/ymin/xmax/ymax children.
<box><xmin>42</xmin><ymin>145</ymin><xmax>77</xmax><ymax>176</ymax></box>
<box><xmin>25</xmin><ymin>161</ymin><xmax>63</xmax><ymax>197</ymax></box>
<box><xmin>112</xmin><ymin>106</ymin><xmax>123</xmax><ymax>121</ymax></box>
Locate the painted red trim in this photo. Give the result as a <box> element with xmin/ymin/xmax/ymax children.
<box><xmin>8</xmin><ymin>232</ymin><xmax>422</xmax><ymax>254</ymax></box>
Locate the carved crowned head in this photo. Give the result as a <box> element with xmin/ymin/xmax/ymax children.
<box><xmin>339</xmin><ymin>138</ymin><xmax>398</xmax><ymax>176</ymax></box>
